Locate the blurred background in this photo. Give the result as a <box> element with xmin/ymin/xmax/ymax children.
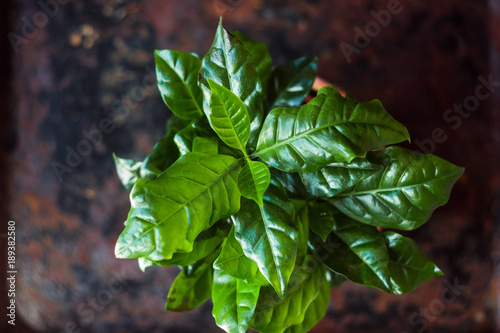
<box><xmin>1</xmin><ymin>0</ymin><xmax>500</xmax><ymax>332</ymax></box>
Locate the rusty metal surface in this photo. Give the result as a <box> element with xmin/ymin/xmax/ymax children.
<box><xmin>4</xmin><ymin>0</ymin><xmax>498</xmax><ymax>332</ymax></box>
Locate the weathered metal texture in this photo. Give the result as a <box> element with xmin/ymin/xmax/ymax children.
<box><xmin>5</xmin><ymin>0</ymin><xmax>497</xmax><ymax>332</ymax></box>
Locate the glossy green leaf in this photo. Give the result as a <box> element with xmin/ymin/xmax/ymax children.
<box><xmin>214</xmin><ymin>227</ymin><xmax>268</xmax><ymax>286</ymax></box>
<box><xmin>272</xmin><ymin>169</ymin><xmax>314</xmax><ymax>201</ymax></box>
<box><xmin>207</xmin><ymin>79</ymin><xmax>251</xmax><ymax>152</ymax></box>
<box><xmin>115</xmin><ymin>153</ymin><xmax>242</xmax><ymax>260</ymax></box>
<box><xmin>155</xmin><ymin>50</ymin><xmax>203</xmax><ymax>120</ymax></box>
<box><xmin>113</xmin><ymin>153</ymin><xmax>143</xmax><ymax>191</ymax></box>
<box><xmin>254</xmin><ymin>86</ymin><xmax>410</xmax><ymax>172</ymax></box>
<box><xmin>212</xmin><ymin>269</ymin><xmax>261</xmax><ymax>333</ymax></box>
<box><xmin>139</xmin><ymin>222</ymin><xmax>228</xmax><ymax>271</ymax></box>
<box><xmin>237</xmin><ymin>160</ymin><xmax>271</xmax><ymax>206</ymax></box>
<box><xmin>232</xmin><ymin>30</ymin><xmax>273</xmax><ymax>92</ymax></box>
<box><xmin>309</xmin><ymin>213</ymin><xmax>392</xmax><ymax>293</ymax></box>
<box><xmin>193</xmin><ymin>136</ymin><xmax>219</xmax><ymax>154</ymax></box>
<box><xmin>233</xmin><ymin>179</ymin><xmax>298</xmax><ymax>298</ymax></box>
<box><xmin>249</xmin><ymin>256</ymin><xmax>325</xmax><ymax>332</ymax></box>
<box><xmin>137</xmin><ymin>257</ymin><xmax>156</xmax><ymax>272</ymax></box>
<box><xmin>200</xmin><ymin>20</ymin><xmax>263</xmax><ymax>148</ymax></box>
<box><xmin>308</xmin><ymin>202</ymin><xmax>336</xmax><ymax>242</ymax></box>
<box><xmin>266</xmin><ymin>56</ymin><xmax>317</xmax><ymax>111</ymax></box>
<box><xmin>277</xmin><ymin>158</ymin><xmax>382</xmax><ymax>200</ymax></box>
<box><xmin>113</xmin><ymin>23</ymin><xmax>461</xmax><ymax>333</ymax></box>
<box><xmin>285</xmin><ymin>270</ymin><xmax>330</xmax><ymax>333</ymax></box>
<box><xmin>174</xmin><ymin>111</ymin><xmax>242</xmax><ymax>159</ymax></box>
<box><xmin>385</xmin><ymin>231</ymin><xmax>443</xmax><ymax>294</ymax></box>
<box><xmin>166</xmin><ymin>248</ymin><xmax>220</xmax><ymax>311</ymax></box>
<box><xmin>295</xmin><ymin>204</ymin><xmax>309</xmax><ymax>259</ymax></box>
<box><xmin>330</xmin><ymin>146</ymin><xmax>465</xmax><ymax>230</ymax></box>
<box><xmin>174</xmin><ymin>118</ymin><xmax>214</xmax><ymax>155</ymax></box>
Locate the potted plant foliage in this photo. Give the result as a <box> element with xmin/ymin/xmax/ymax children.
<box><xmin>113</xmin><ymin>19</ymin><xmax>463</xmax><ymax>333</ymax></box>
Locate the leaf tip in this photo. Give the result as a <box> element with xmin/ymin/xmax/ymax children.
<box><xmin>206</xmin><ymin>77</ymin><xmax>217</xmax><ymax>90</ymax></box>
<box><xmin>403</xmin><ymin>127</ymin><xmax>411</xmax><ymax>143</ymax></box>
<box><xmin>434</xmin><ymin>266</ymin><xmax>445</xmax><ymax>276</ymax></box>
<box><xmin>114</xmin><ymin>241</ymin><xmax>132</xmax><ymax>259</ymax></box>
<box><xmin>276</xmin><ymin>286</ymin><xmax>286</xmax><ymax>300</ymax></box>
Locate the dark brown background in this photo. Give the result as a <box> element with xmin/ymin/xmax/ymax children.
<box><xmin>2</xmin><ymin>0</ymin><xmax>499</xmax><ymax>332</ymax></box>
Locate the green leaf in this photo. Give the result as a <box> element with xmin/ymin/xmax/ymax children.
<box><xmin>174</xmin><ymin>114</ymin><xmax>242</xmax><ymax>158</ymax></box>
<box><xmin>309</xmin><ymin>213</ymin><xmax>392</xmax><ymax>293</ymax></box>
<box><xmin>284</xmin><ymin>271</ymin><xmax>330</xmax><ymax>333</ymax></box>
<box><xmin>200</xmin><ymin>20</ymin><xmax>263</xmax><ymax>148</ymax></box>
<box><xmin>166</xmin><ymin>249</ymin><xmax>219</xmax><ymax>311</ymax></box>
<box><xmin>266</xmin><ymin>56</ymin><xmax>317</xmax><ymax>111</ymax></box>
<box><xmin>155</xmin><ymin>50</ymin><xmax>203</xmax><ymax>120</ymax></box>
<box><xmin>140</xmin><ymin>221</ymin><xmax>228</xmax><ymax>270</ymax></box>
<box><xmin>115</xmin><ymin>153</ymin><xmax>242</xmax><ymax>260</ymax></box>
<box><xmin>233</xmin><ymin>179</ymin><xmax>298</xmax><ymax>298</ymax></box>
<box><xmin>272</xmin><ymin>169</ymin><xmax>314</xmax><ymax>201</ymax></box>
<box><xmin>212</xmin><ymin>270</ymin><xmax>261</xmax><ymax>333</ymax></box>
<box><xmin>308</xmin><ymin>202</ymin><xmax>336</xmax><ymax>242</ymax></box>
<box><xmin>111</xmin><ymin>24</ymin><xmax>464</xmax><ymax>333</ymax></box>
<box><xmin>330</xmin><ymin>146</ymin><xmax>465</xmax><ymax>230</ymax></box>
<box><xmin>138</xmin><ymin>257</ymin><xmax>155</xmax><ymax>272</ymax></box>
<box><xmin>174</xmin><ymin>118</ymin><xmax>214</xmax><ymax>155</ymax></box>
<box><xmin>249</xmin><ymin>256</ymin><xmax>326</xmax><ymax>333</ymax></box>
<box><xmin>214</xmin><ymin>227</ymin><xmax>269</xmax><ymax>286</ymax></box>
<box><xmin>193</xmin><ymin>136</ymin><xmax>219</xmax><ymax>154</ymax></box>
<box><xmin>295</xmin><ymin>204</ymin><xmax>309</xmax><ymax>259</ymax></box>
<box><xmin>167</xmin><ymin>267</ymin><xmax>212</xmax><ymax>311</ymax></box>
<box><xmin>207</xmin><ymin>79</ymin><xmax>251</xmax><ymax>153</ymax></box>
<box><xmin>237</xmin><ymin>160</ymin><xmax>271</xmax><ymax>206</ymax></box>
<box><xmin>113</xmin><ymin>153</ymin><xmax>142</xmax><ymax>191</ymax></box>
<box><xmin>385</xmin><ymin>231</ymin><xmax>443</xmax><ymax>294</ymax></box>
<box><xmin>277</xmin><ymin>158</ymin><xmax>382</xmax><ymax>200</ymax></box>
<box><xmin>232</xmin><ymin>30</ymin><xmax>273</xmax><ymax>92</ymax></box>
<box><xmin>254</xmin><ymin>86</ymin><xmax>410</xmax><ymax>172</ymax></box>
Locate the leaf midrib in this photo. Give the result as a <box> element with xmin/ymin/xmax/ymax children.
<box><xmin>219</xmin><ymin>27</ymin><xmax>237</xmax><ymax>100</ymax></box>
<box><xmin>389</xmin><ymin>259</ymin><xmax>437</xmax><ymax>272</ymax></box>
<box><xmin>254</xmin><ymin>266</ymin><xmax>320</xmax><ymax>329</ymax></box>
<box><xmin>214</xmin><ymin>251</ymin><xmax>245</xmax><ymax>266</ymax></box>
<box><xmin>252</xmin><ymin>116</ymin><xmax>404</xmax><ymax>160</ymax></box>
<box><xmin>336</xmin><ymin>173</ymin><xmax>458</xmax><ymax>197</ymax></box>
<box><xmin>333</xmin><ymin>231</ymin><xmax>391</xmax><ymax>290</ymax></box>
<box><xmin>255</xmin><ymin>202</ymin><xmax>281</xmax><ymax>290</ymax></box>
<box><xmin>210</xmin><ymin>86</ymin><xmax>248</xmax><ymax>155</ymax></box>
<box><xmin>160</xmin><ymin>56</ymin><xmax>203</xmax><ymax>116</ymax></box>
